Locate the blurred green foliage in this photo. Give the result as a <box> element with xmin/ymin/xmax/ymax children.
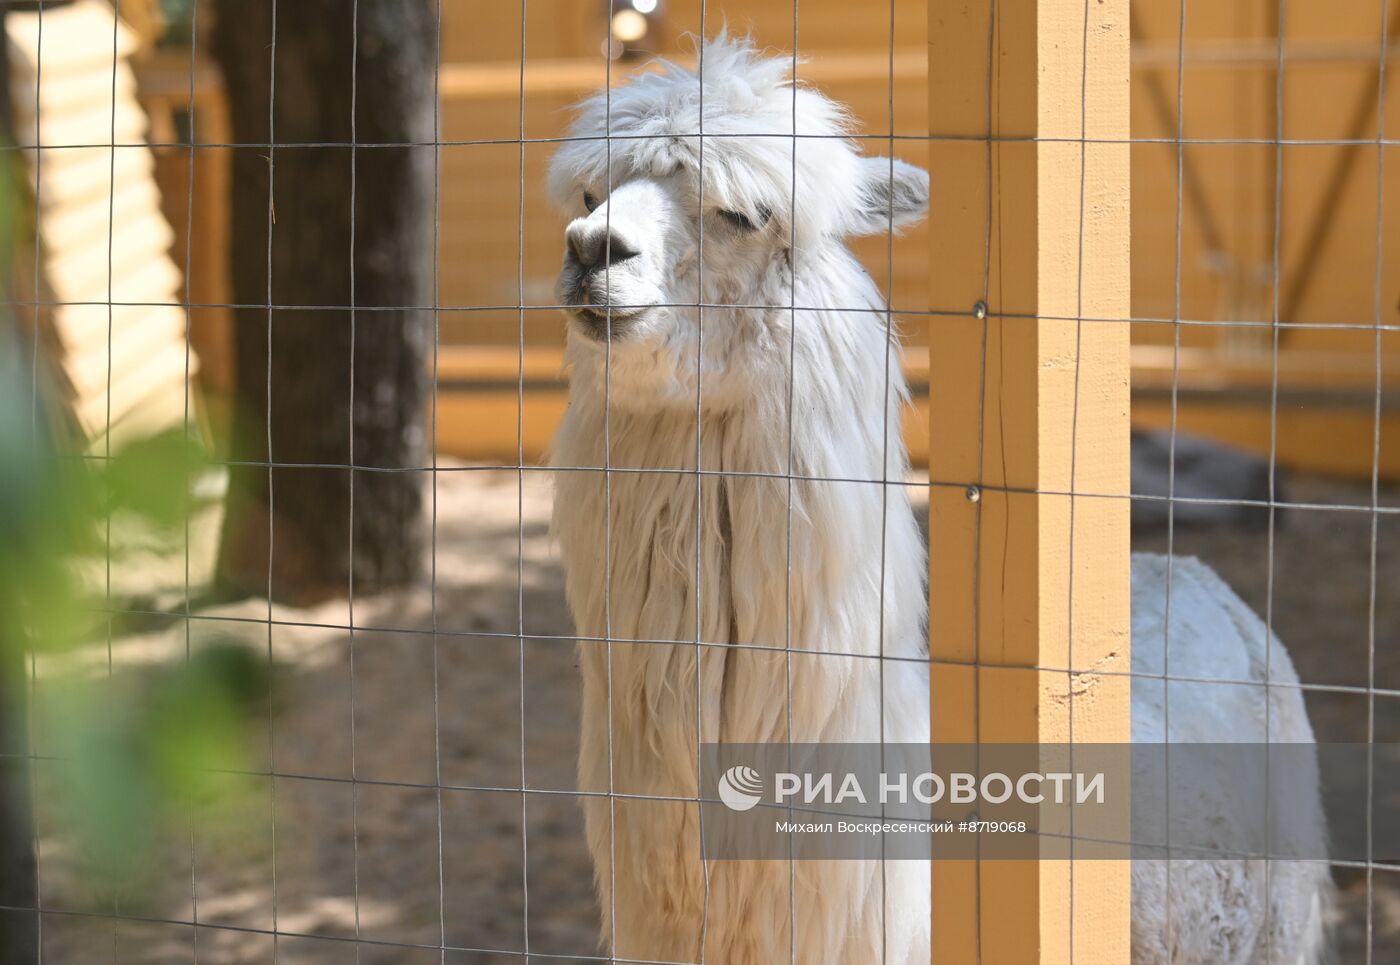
<box><xmin>0</xmin><ymin>33</ymin><xmax>263</xmax><ymax>902</ymax></box>
<box><xmin>0</xmin><ymin>351</ymin><xmax>268</xmax><ymax>890</ymax></box>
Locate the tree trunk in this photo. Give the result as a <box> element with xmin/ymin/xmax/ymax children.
<box><xmin>0</xmin><ymin>656</ymin><xmax>37</xmax><ymax>965</ymax></box>
<box><xmin>212</xmin><ymin>0</ymin><xmax>434</xmax><ymax>603</ymax></box>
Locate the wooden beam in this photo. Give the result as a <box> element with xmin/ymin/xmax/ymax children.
<box><xmin>437</xmin><ymin>48</ymin><xmax>927</xmax><ymax>100</ymax></box>
<box><xmin>928</xmin><ymin>1</ymin><xmax>1131</xmax><ymax>962</ymax></box>
<box><xmin>430</xmin><ymin>345</ymin><xmax>932</xmax><ymax>466</ymax></box>
<box><xmin>1131</xmin><ymin>344</ymin><xmax>1400</xmax><ymax>393</ymax></box>
<box><xmin>1131</xmin><ymin>38</ymin><xmax>1400</xmax><ymax>68</ymax></box>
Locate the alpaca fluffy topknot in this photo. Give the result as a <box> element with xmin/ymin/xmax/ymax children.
<box><xmin>547</xmin><ymin>33</ymin><xmax>880</xmax><ymax>245</ymax></box>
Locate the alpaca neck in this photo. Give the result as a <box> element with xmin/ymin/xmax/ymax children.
<box><xmin>553</xmin><ymin>247</ymin><xmax>928</xmax><ymax>746</ymax></box>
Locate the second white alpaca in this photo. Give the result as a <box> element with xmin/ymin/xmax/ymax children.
<box><xmin>549</xmin><ymin>36</ymin><xmax>1330</xmax><ymax>964</ymax></box>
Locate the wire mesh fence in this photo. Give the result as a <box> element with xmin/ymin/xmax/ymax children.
<box><xmin>0</xmin><ymin>0</ymin><xmax>1396</xmax><ymax>962</ymax></box>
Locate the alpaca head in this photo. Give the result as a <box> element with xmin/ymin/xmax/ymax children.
<box><xmin>547</xmin><ymin>35</ymin><xmax>928</xmax><ymax>407</ymax></box>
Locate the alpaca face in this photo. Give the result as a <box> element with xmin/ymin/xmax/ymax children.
<box><xmin>554</xmin><ymin>176</ymin><xmax>683</xmax><ymax>344</ymax></box>
<box><xmin>548</xmin><ymin>36</ymin><xmax>929</xmax><ymax>409</ymax></box>
<box><xmin>555</xmin><ymin>170</ymin><xmax>788</xmax><ymax>345</ymax></box>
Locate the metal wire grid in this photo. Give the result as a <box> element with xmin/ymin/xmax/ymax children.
<box><xmin>1369</xmin><ymin>6</ymin><xmax>1391</xmax><ymax>961</ymax></box>
<box><xmin>262</xmin><ymin>4</ymin><xmax>282</xmax><ymax>959</ymax></box>
<box><xmin>2</xmin><ymin>0</ymin><xmax>1394</xmax><ymax>963</ymax></box>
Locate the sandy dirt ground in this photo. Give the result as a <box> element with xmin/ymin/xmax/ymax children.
<box><xmin>23</xmin><ymin>466</ymin><xmax>1400</xmax><ymax>963</ymax></box>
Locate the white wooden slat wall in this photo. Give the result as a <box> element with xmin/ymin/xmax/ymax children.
<box><xmin>6</xmin><ymin>0</ymin><xmax>195</xmax><ymax>449</ymax></box>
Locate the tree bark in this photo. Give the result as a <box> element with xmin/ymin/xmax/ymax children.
<box><xmin>0</xmin><ymin>657</ymin><xmax>37</xmax><ymax>965</ymax></box>
<box><xmin>212</xmin><ymin>0</ymin><xmax>434</xmax><ymax>603</ymax></box>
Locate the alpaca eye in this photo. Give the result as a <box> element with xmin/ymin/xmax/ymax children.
<box><xmin>717</xmin><ymin>207</ymin><xmax>770</xmax><ymax>232</ymax></box>
<box><xmin>583</xmin><ymin>191</ymin><xmax>600</xmax><ymax>212</ymax></box>
<box><xmin>717</xmin><ymin>209</ymin><xmax>756</xmax><ymax>231</ymax></box>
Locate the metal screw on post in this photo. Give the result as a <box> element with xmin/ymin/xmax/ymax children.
<box><xmin>972</xmin><ymin>301</ymin><xmax>988</xmax><ymax>320</ymax></box>
<box><xmin>965</xmin><ymin>485</ymin><xmax>981</xmax><ymax>504</ymax></box>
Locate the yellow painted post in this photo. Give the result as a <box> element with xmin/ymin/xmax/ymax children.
<box><xmin>928</xmin><ymin>0</ymin><xmax>1131</xmax><ymax>962</ymax></box>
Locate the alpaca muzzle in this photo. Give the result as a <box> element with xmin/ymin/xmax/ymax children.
<box><xmin>568</xmin><ymin>302</ymin><xmax>647</xmax><ymax>342</ymax></box>
<box><xmin>559</xmin><ymin>253</ymin><xmax>651</xmax><ymax>341</ymax></box>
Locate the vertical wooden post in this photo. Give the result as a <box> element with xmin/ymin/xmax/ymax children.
<box><xmin>928</xmin><ymin>0</ymin><xmax>1131</xmax><ymax>962</ymax></box>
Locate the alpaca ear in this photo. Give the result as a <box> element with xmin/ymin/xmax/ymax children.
<box><xmin>848</xmin><ymin>157</ymin><xmax>929</xmax><ymax>236</ymax></box>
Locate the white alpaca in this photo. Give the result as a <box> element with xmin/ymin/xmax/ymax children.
<box><xmin>549</xmin><ymin>37</ymin><xmax>1330</xmax><ymax>964</ymax></box>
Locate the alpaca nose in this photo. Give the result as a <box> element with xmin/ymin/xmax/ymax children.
<box><xmin>566</xmin><ymin>221</ymin><xmax>640</xmax><ymax>271</ymax></box>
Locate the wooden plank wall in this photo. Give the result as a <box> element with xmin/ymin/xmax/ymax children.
<box><xmin>434</xmin><ymin>0</ymin><xmax>929</xmax><ymax>348</ymax></box>
<box><xmin>433</xmin><ymin>0</ymin><xmax>929</xmax><ymax>462</ymax></box>
<box><xmin>1131</xmin><ymin>0</ymin><xmax>1400</xmax><ymax>478</ymax></box>
<box><xmin>1132</xmin><ymin>0</ymin><xmax>1400</xmax><ymax>337</ymax></box>
<box><xmin>436</xmin><ymin>0</ymin><xmax>1399</xmax><ymax>477</ymax></box>
<box><xmin>8</xmin><ymin>0</ymin><xmax>196</xmax><ymax>452</ymax></box>
<box><xmin>126</xmin><ymin>0</ymin><xmax>1394</xmax><ymax>476</ymax></box>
